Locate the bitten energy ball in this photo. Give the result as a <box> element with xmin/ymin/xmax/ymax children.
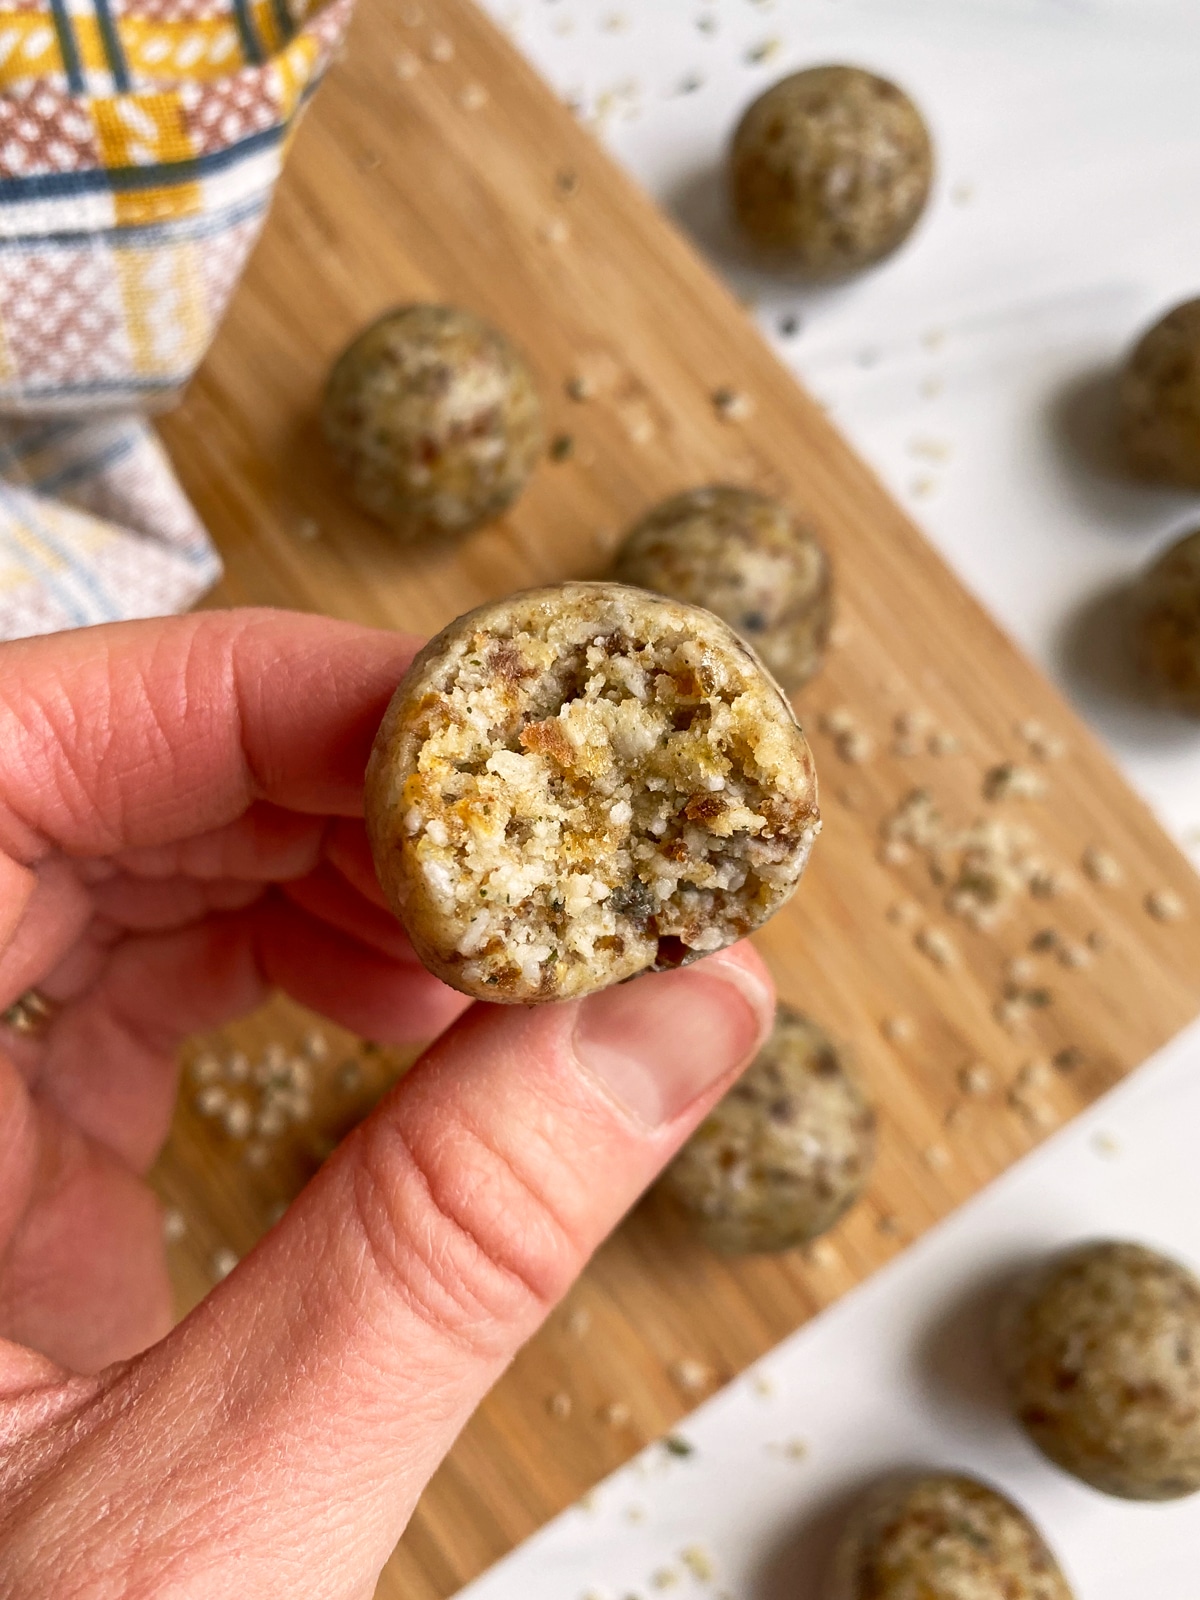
<box><xmin>659</xmin><ymin>1004</ymin><xmax>873</xmax><ymax>1253</ymax></box>
<box><xmin>322</xmin><ymin>304</ymin><xmax>544</xmax><ymax>538</ymax></box>
<box><xmin>730</xmin><ymin>65</ymin><xmax>933</xmax><ymax>280</ymax></box>
<box><xmin>1120</xmin><ymin>298</ymin><xmax>1200</xmax><ymax>487</ymax></box>
<box><xmin>613</xmin><ymin>487</ymin><xmax>832</xmax><ymax>693</ymax></box>
<box><xmin>1136</xmin><ymin>527</ymin><xmax>1200</xmax><ymax>712</ymax></box>
<box><xmin>366</xmin><ymin>583</ymin><xmax>819</xmax><ymax>1004</ymax></box>
<box><xmin>825</xmin><ymin>1473</ymin><xmax>1075</xmax><ymax>1600</ymax></box>
<box><xmin>998</xmin><ymin>1240</ymin><xmax>1200</xmax><ymax>1500</ymax></box>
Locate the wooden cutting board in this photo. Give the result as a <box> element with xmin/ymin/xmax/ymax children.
<box><xmin>150</xmin><ymin>2</ymin><xmax>1200</xmax><ymax>1595</ymax></box>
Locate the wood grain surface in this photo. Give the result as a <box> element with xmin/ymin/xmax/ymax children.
<box><xmin>149</xmin><ymin>2</ymin><xmax>1200</xmax><ymax>1596</ymax></box>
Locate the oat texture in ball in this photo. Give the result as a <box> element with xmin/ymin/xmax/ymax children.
<box><xmin>321</xmin><ymin>304</ymin><xmax>544</xmax><ymax>538</ymax></box>
<box><xmin>365</xmin><ymin>583</ymin><xmax>819</xmax><ymax>1003</ymax></box>
<box><xmin>825</xmin><ymin>1473</ymin><xmax>1075</xmax><ymax>1600</ymax></box>
<box><xmin>1135</xmin><ymin>526</ymin><xmax>1200</xmax><ymax>713</ymax></box>
<box><xmin>1120</xmin><ymin>298</ymin><xmax>1200</xmax><ymax>488</ymax></box>
<box><xmin>659</xmin><ymin>1003</ymin><xmax>873</xmax><ymax>1253</ymax></box>
<box><xmin>614</xmin><ymin>486</ymin><xmax>832</xmax><ymax>693</ymax></box>
<box><xmin>998</xmin><ymin>1239</ymin><xmax>1200</xmax><ymax>1500</ymax></box>
<box><xmin>730</xmin><ymin>65</ymin><xmax>933</xmax><ymax>279</ymax></box>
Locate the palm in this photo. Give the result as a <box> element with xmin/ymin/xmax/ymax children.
<box><xmin>0</xmin><ymin>614</ymin><xmax>464</xmax><ymax>1373</ymax></box>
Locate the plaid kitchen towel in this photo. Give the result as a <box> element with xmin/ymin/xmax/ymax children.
<box><xmin>0</xmin><ymin>0</ymin><xmax>352</xmax><ymax>638</ymax></box>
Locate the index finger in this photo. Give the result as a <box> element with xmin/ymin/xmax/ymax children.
<box><xmin>0</xmin><ymin>610</ymin><xmax>418</xmax><ymax>860</ymax></box>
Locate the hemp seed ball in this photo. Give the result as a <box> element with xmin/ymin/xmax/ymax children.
<box><xmin>365</xmin><ymin>582</ymin><xmax>820</xmax><ymax>1004</ymax></box>
<box><xmin>658</xmin><ymin>1004</ymin><xmax>874</xmax><ymax>1253</ymax></box>
<box><xmin>613</xmin><ymin>487</ymin><xmax>832</xmax><ymax>693</ymax></box>
<box><xmin>825</xmin><ymin>1473</ymin><xmax>1075</xmax><ymax>1600</ymax></box>
<box><xmin>321</xmin><ymin>304</ymin><xmax>544</xmax><ymax>538</ymax></box>
<box><xmin>1136</xmin><ymin>526</ymin><xmax>1200</xmax><ymax>712</ymax></box>
<box><xmin>1120</xmin><ymin>298</ymin><xmax>1200</xmax><ymax>487</ymax></box>
<box><xmin>730</xmin><ymin>65</ymin><xmax>933</xmax><ymax>280</ymax></box>
<box><xmin>998</xmin><ymin>1240</ymin><xmax>1200</xmax><ymax>1500</ymax></box>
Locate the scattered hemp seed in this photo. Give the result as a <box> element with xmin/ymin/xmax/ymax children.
<box><xmin>302</xmin><ymin>1030</ymin><xmax>328</xmax><ymax>1062</ymax></box>
<box><xmin>663</xmin><ymin>1436</ymin><xmax>695</xmax><ymax>1459</ymax></box>
<box><xmin>425</xmin><ymin>32</ymin><xmax>454</xmax><ymax>62</ymax></box>
<box><xmin>565</xmin><ymin>1305</ymin><xmax>592</xmax><ymax>1337</ymax></box>
<box><xmin>555</xmin><ymin>167</ymin><xmax>580</xmax><ymax>196</ymax></box>
<box><xmin>458</xmin><ymin>82</ymin><xmax>488</xmax><ymax>111</ymax></box>
<box><xmin>652</xmin><ymin>1568</ymin><xmax>681</xmax><ymax>1590</ymax></box>
<box><xmin>958</xmin><ymin>1061</ymin><xmax>994</xmax><ymax>1096</ymax></box>
<box><xmin>881</xmin><ymin>1015</ymin><xmax>915</xmax><ymax>1043</ymax></box>
<box><xmin>879</xmin><ymin>839</ymin><xmax>912</xmax><ymax>867</ymax></box>
<box><xmin>599</xmin><ymin>1400</ymin><xmax>632</xmax><ymax>1427</ymax></box>
<box><xmin>1146</xmin><ymin>888</ymin><xmax>1186</xmax><ymax>922</ymax></box>
<box><xmin>1086</xmin><ymin>927</ymin><xmax>1107</xmax><ymax>952</ymax></box>
<box><xmin>983</xmin><ymin>762</ymin><xmax>1047</xmax><ymax>802</ymax></box>
<box><xmin>1057</xmin><ymin>941</ymin><xmax>1091</xmax><ymax>970</ymax></box>
<box><xmin>1006</xmin><ymin>956</ymin><xmax>1038</xmax><ymax>983</ymax></box>
<box><xmin>669</xmin><ymin>1358</ymin><xmax>713</xmax><ymax>1395</ymax></box>
<box><xmin>195</xmin><ymin>1084</ymin><xmax>228</xmax><ymax>1117</ymax></box>
<box><xmin>1053</xmin><ymin>1046</ymin><xmax>1084</xmax><ymax>1073</ymax></box>
<box><xmin>887</xmin><ymin>900</ymin><xmax>921</xmax><ymax>928</ymax></box>
<box><xmin>877</xmin><ymin>1212</ymin><xmax>903</xmax><ymax>1237</ymax></box>
<box><xmin>211</xmin><ymin>1247</ymin><xmax>239</xmax><ymax>1281</ymax></box>
<box><xmin>547</xmin><ymin>1391</ymin><xmax>573</xmax><ymax>1420</ymax></box>
<box><xmin>836</xmin><ymin>729</ymin><xmax>874</xmax><ymax>764</ymax></box>
<box><xmin>189</xmin><ymin>1052</ymin><xmax>220</xmax><ymax>1085</ymax></box>
<box><xmin>399</xmin><ymin>1</ymin><xmax>423</xmax><ymax>22</ymax></box>
<box><xmin>711</xmin><ymin>386</ymin><xmax>753</xmax><ymax>422</ymax></box>
<box><xmin>565</xmin><ymin>374</ymin><xmax>594</xmax><ymax>401</ymax></box>
<box><xmin>915</xmin><ymin>925</ymin><xmax>958</xmax><ymax>968</ymax></box>
<box><xmin>1029</xmin><ymin>928</ymin><xmax>1059</xmax><ymax>952</ymax></box>
<box><xmin>549</xmin><ymin>432</ymin><xmax>575</xmax><ymax>461</ymax></box>
<box><xmin>242</xmin><ymin>1141</ymin><xmax>270</xmax><ymax>1170</ymax></box>
<box><xmin>681</xmin><ymin>1545</ymin><xmax>715</xmax><ymax>1583</ymax></box>
<box><xmin>780</xmin><ymin>1437</ymin><xmax>809</xmax><ymax>1460</ymax></box>
<box><xmin>922</xmin><ymin>1143</ymin><xmax>951</xmax><ymax>1171</ymax></box>
<box><xmin>222</xmin><ymin>1099</ymin><xmax>253</xmax><ymax>1140</ymax></box>
<box><xmin>819</xmin><ymin>707</ymin><xmax>856</xmax><ymax>736</ymax></box>
<box><xmin>1091</xmin><ymin>1131</ymin><xmax>1121</xmax><ymax>1159</ymax></box>
<box><xmin>394</xmin><ymin>48</ymin><xmax>420</xmax><ymax>78</ymax></box>
<box><xmin>336</xmin><ymin>1059</ymin><xmax>362</xmax><ymax>1093</ymax></box>
<box><xmin>927</xmin><ymin>730</ymin><xmax>960</xmax><ymax>756</ymax></box>
<box><xmin>778</xmin><ymin>313</ymin><xmax>801</xmax><ymax>338</ymax></box>
<box><xmin>538</xmin><ymin>215</ymin><xmax>571</xmax><ymax>245</ymax></box>
<box><xmin>745</xmin><ymin>37</ymin><xmax>782</xmax><ymax>65</ymax></box>
<box><xmin>1081</xmin><ymin>846</ymin><xmax>1123</xmax><ymax>886</ymax></box>
<box><xmin>225</xmin><ymin>1050</ymin><xmax>249</xmax><ymax>1083</ymax></box>
<box><xmin>751</xmin><ymin>1373</ymin><xmax>774</xmax><ymax>1397</ymax></box>
<box><xmin>162</xmin><ymin>1208</ymin><xmax>187</xmax><ymax>1243</ymax></box>
<box><xmin>804</xmin><ymin>1238</ymin><xmax>836</xmax><ymax>1268</ymax></box>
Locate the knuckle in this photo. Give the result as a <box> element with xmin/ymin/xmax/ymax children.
<box><xmin>348</xmin><ymin>1111</ymin><xmax>584</xmax><ymax>1359</ymax></box>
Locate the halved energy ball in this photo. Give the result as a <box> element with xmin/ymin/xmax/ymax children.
<box><xmin>366</xmin><ymin>582</ymin><xmax>820</xmax><ymax>1003</ymax></box>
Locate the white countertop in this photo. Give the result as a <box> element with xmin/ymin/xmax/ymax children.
<box><xmin>465</xmin><ymin>4</ymin><xmax>1200</xmax><ymax>1595</ymax></box>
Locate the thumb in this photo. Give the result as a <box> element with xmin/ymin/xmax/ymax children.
<box><xmin>5</xmin><ymin>945</ymin><xmax>774</xmax><ymax>1598</ymax></box>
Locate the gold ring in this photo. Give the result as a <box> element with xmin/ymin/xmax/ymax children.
<box><xmin>1</xmin><ymin>988</ymin><xmax>58</xmax><ymax>1037</ymax></box>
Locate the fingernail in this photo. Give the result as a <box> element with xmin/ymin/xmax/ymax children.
<box><xmin>573</xmin><ymin>952</ymin><xmax>773</xmax><ymax>1129</ymax></box>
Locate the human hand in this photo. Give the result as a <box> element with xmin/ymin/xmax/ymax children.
<box><xmin>0</xmin><ymin>610</ymin><xmax>774</xmax><ymax>1598</ymax></box>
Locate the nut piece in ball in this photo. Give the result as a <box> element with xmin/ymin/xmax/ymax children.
<box><xmin>659</xmin><ymin>1004</ymin><xmax>873</xmax><ymax>1253</ymax></box>
<box><xmin>825</xmin><ymin>1473</ymin><xmax>1075</xmax><ymax>1600</ymax></box>
<box><xmin>1120</xmin><ymin>298</ymin><xmax>1200</xmax><ymax>487</ymax></box>
<box><xmin>366</xmin><ymin>582</ymin><xmax>819</xmax><ymax>1004</ymax></box>
<box><xmin>613</xmin><ymin>487</ymin><xmax>832</xmax><ymax>693</ymax></box>
<box><xmin>322</xmin><ymin>304</ymin><xmax>544</xmax><ymax>538</ymax></box>
<box><xmin>730</xmin><ymin>65</ymin><xmax>933</xmax><ymax>280</ymax></box>
<box><xmin>1136</xmin><ymin>527</ymin><xmax>1200</xmax><ymax>711</ymax></box>
<box><xmin>998</xmin><ymin>1239</ymin><xmax>1200</xmax><ymax>1500</ymax></box>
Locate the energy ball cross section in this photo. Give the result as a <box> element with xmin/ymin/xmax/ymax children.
<box><xmin>366</xmin><ymin>583</ymin><xmax>820</xmax><ymax>1004</ymax></box>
